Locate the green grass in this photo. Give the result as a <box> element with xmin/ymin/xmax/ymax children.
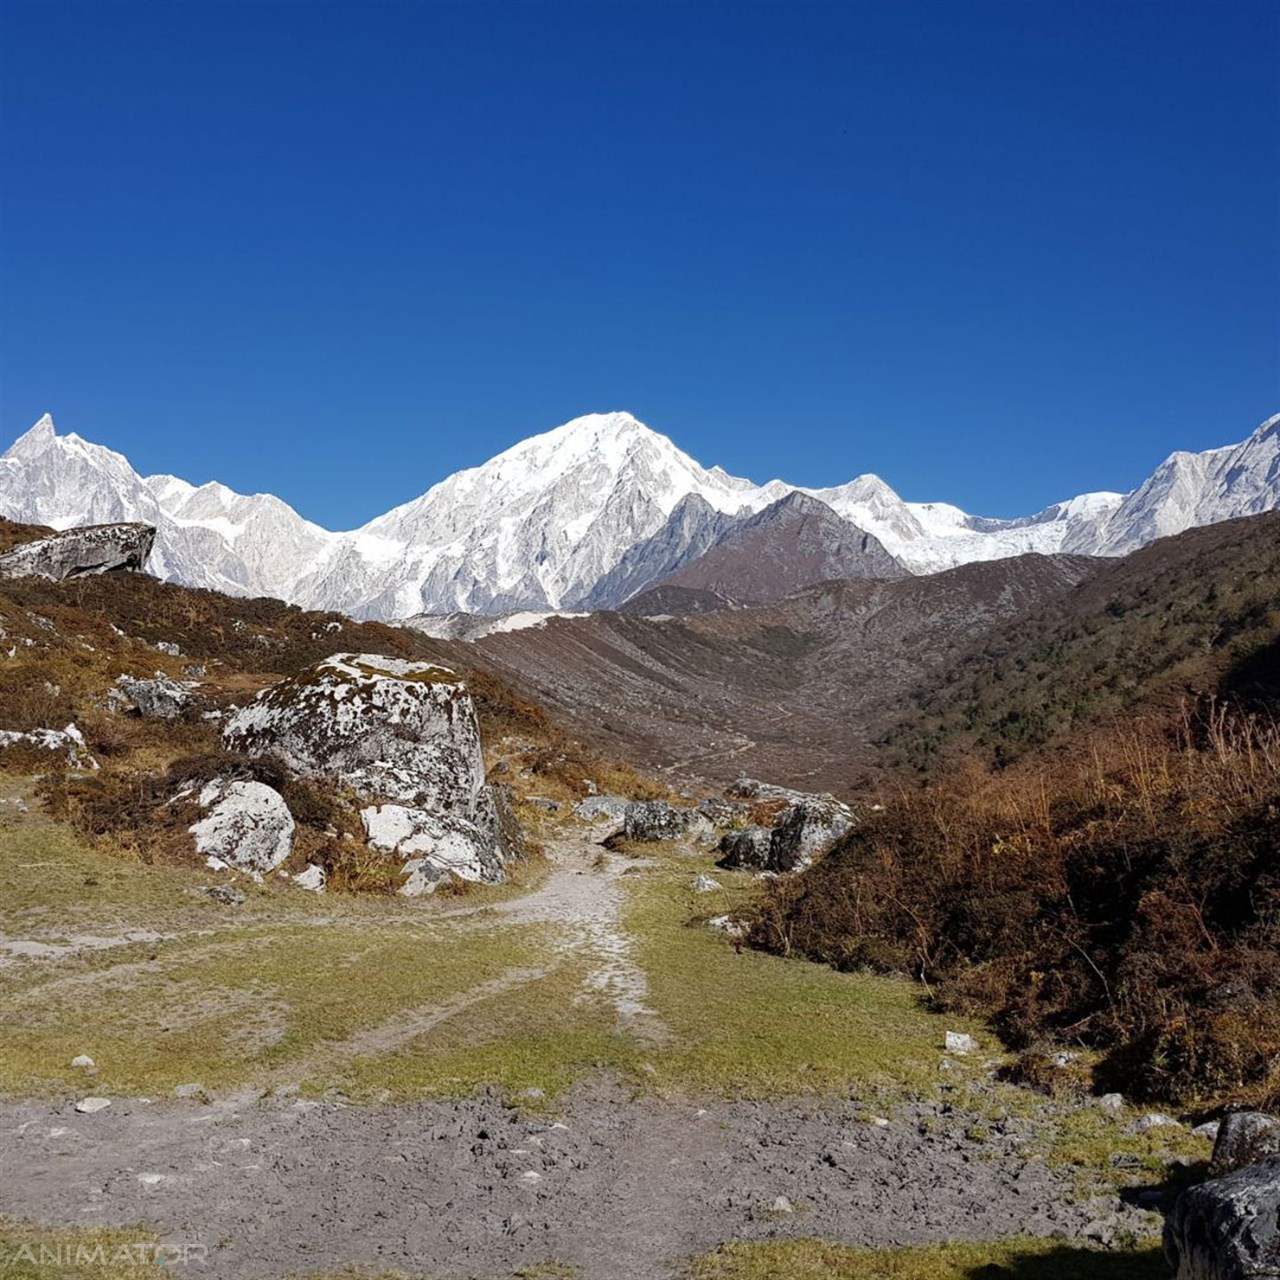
<box><xmin>623</xmin><ymin>846</ymin><xmax>957</xmax><ymax>1099</ymax></box>
<box><xmin>0</xmin><ymin>1220</ymin><xmax>161</xmax><ymax>1279</ymax></box>
<box><xmin>686</xmin><ymin>1236</ymin><xmax>1169</xmax><ymax>1280</ymax></box>
<box><xmin>0</xmin><ymin>1218</ymin><xmax>581</xmax><ymax>1280</ymax></box>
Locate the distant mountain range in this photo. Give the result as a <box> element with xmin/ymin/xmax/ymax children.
<box><xmin>1</xmin><ymin>409</ymin><xmax>1276</xmax><ymax>619</ymax></box>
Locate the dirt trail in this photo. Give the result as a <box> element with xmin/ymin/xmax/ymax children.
<box><xmin>496</xmin><ymin>821</ymin><xmax>670</xmax><ymax>1043</ymax></box>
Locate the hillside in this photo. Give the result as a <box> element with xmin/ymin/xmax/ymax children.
<box><xmin>415</xmin><ymin>553</ymin><xmax>1096</xmax><ymax>793</ymax></box>
<box><xmin>887</xmin><ymin>512</ymin><xmax>1280</xmax><ymax>769</ymax></box>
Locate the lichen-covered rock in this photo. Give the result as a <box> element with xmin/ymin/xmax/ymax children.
<box><xmin>768</xmin><ymin>798</ymin><xmax>854</xmax><ymax>872</ymax></box>
<box><xmin>1165</xmin><ymin>1155</ymin><xmax>1280</xmax><ymax>1279</ymax></box>
<box><xmin>188</xmin><ymin>779</ymin><xmax>295</xmax><ymax>872</ymax></box>
<box><xmin>0</xmin><ymin>723</ymin><xmax>97</xmax><ymax>770</ymax></box>
<box><xmin>623</xmin><ymin>800</ymin><xmax>707</xmax><ymax>842</ymax></box>
<box><xmin>223</xmin><ymin>653</ymin><xmax>484</xmax><ymax>813</ymax></box>
<box><xmin>575</xmin><ymin>795</ymin><xmax>629</xmax><ymax>819</ymax></box>
<box><xmin>1211</xmin><ymin>1113</ymin><xmax>1280</xmax><ymax>1176</ymax></box>
<box><xmin>716</xmin><ymin>825</ymin><xmax>773</xmax><ymax>869</ymax></box>
<box><xmin>361</xmin><ymin>803</ymin><xmax>504</xmax><ymax>892</ymax></box>
<box><xmin>111</xmin><ymin>671</ymin><xmax>191</xmax><ymax>719</ymax></box>
<box><xmin>222</xmin><ymin>653</ymin><xmax>516</xmax><ymax>886</ymax></box>
<box><xmin>0</xmin><ymin>522</ymin><xmax>155</xmax><ymax>581</ymax></box>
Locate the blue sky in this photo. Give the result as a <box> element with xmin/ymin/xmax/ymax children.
<box><xmin>2</xmin><ymin>0</ymin><xmax>1276</xmax><ymax>527</ymax></box>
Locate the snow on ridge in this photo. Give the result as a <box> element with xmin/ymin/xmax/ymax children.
<box><xmin>2</xmin><ymin>409</ymin><xmax>1276</xmax><ymax>618</ymax></box>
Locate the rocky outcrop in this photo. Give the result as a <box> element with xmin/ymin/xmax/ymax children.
<box><xmin>717</xmin><ymin>792</ymin><xmax>854</xmax><ymax>872</ymax></box>
<box><xmin>224</xmin><ymin>654</ymin><xmax>482</xmax><ymax>810</ymax></box>
<box><xmin>110</xmin><ymin>672</ymin><xmax>192</xmax><ymax>719</ymax></box>
<box><xmin>223</xmin><ymin>653</ymin><xmax>514</xmax><ymax>891</ymax></box>
<box><xmin>1211</xmin><ymin>1113</ymin><xmax>1280</xmax><ymax>1177</ymax></box>
<box><xmin>623</xmin><ymin>800</ymin><xmax>713</xmax><ymax>843</ymax></box>
<box><xmin>0</xmin><ymin>723</ymin><xmax>96</xmax><ymax>770</ymax></box>
<box><xmin>769</xmin><ymin>798</ymin><xmax>855</xmax><ymax>871</ymax></box>
<box><xmin>188</xmin><ymin>779</ymin><xmax>295</xmax><ymax>872</ymax></box>
<box><xmin>0</xmin><ymin>522</ymin><xmax>154</xmax><ymax>581</ymax></box>
<box><xmin>1165</xmin><ymin>1155</ymin><xmax>1280</xmax><ymax>1279</ymax></box>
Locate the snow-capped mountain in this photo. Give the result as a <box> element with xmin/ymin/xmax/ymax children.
<box><xmin>288</xmin><ymin>411</ymin><xmax>770</xmax><ymax>618</ymax></box>
<box><xmin>1</xmin><ymin>409</ymin><xmax>1276</xmax><ymax>620</ymax></box>
<box><xmin>1063</xmin><ymin>413</ymin><xmax>1280</xmax><ymax>556</ymax></box>
<box><xmin>0</xmin><ymin>415</ymin><xmax>336</xmax><ymax>598</ymax></box>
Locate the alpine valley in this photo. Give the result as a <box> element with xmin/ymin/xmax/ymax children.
<box><xmin>2</xmin><ymin>409</ymin><xmax>1277</xmax><ymax>622</ymax></box>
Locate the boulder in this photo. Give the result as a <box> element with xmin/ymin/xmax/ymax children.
<box><xmin>768</xmin><ymin>798</ymin><xmax>854</xmax><ymax>872</ymax></box>
<box><xmin>111</xmin><ymin>672</ymin><xmax>191</xmax><ymax>719</ymax></box>
<box><xmin>1165</xmin><ymin>1155</ymin><xmax>1280</xmax><ymax>1280</ymax></box>
<box><xmin>623</xmin><ymin>800</ymin><xmax>702</xmax><ymax>842</ymax></box>
<box><xmin>0</xmin><ymin>723</ymin><xmax>97</xmax><ymax>770</ymax></box>
<box><xmin>1211</xmin><ymin>1113</ymin><xmax>1280</xmax><ymax>1176</ymax></box>
<box><xmin>574</xmin><ymin>795</ymin><xmax>629</xmax><ymax>823</ymax></box>
<box><xmin>223</xmin><ymin>653</ymin><xmax>490</xmax><ymax>816</ymax></box>
<box><xmin>717</xmin><ymin>825</ymin><xmax>773</xmax><ymax>869</ymax></box>
<box><xmin>0</xmin><ymin>522</ymin><xmax>155</xmax><ymax>581</ymax></box>
<box><xmin>716</xmin><ymin>793</ymin><xmax>854</xmax><ymax>873</ymax></box>
<box><xmin>361</xmin><ymin>804</ymin><xmax>504</xmax><ymax>892</ymax></box>
<box><xmin>188</xmin><ymin>779</ymin><xmax>295</xmax><ymax>872</ymax></box>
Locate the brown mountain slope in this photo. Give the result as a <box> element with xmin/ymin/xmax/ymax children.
<box><xmin>886</xmin><ymin>511</ymin><xmax>1280</xmax><ymax>769</ymax></box>
<box><xmin>416</xmin><ymin>553</ymin><xmax>1096</xmax><ymax>795</ymax></box>
<box><xmin>656</xmin><ymin>491</ymin><xmax>907</xmax><ymax>603</ymax></box>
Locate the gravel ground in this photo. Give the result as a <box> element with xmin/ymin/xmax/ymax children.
<box><xmin>0</xmin><ymin>1080</ymin><xmax>1160</xmax><ymax>1279</ymax></box>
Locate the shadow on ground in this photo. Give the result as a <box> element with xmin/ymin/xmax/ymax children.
<box><xmin>965</xmin><ymin>1244</ymin><xmax>1168</xmax><ymax>1278</ymax></box>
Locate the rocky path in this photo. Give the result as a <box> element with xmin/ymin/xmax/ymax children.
<box><xmin>495</xmin><ymin>823</ymin><xmax>669</xmax><ymax>1042</ymax></box>
<box><xmin>0</xmin><ymin>1082</ymin><xmax>1152</xmax><ymax>1280</ymax></box>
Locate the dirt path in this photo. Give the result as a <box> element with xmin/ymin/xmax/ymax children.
<box><xmin>495</xmin><ymin>822</ymin><xmax>670</xmax><ymax>1042</ymax></box>
<box><xmin>0</xmin><ymin>1082</ymin><xmax>1156</xmax><ymax>1280</ymax></box>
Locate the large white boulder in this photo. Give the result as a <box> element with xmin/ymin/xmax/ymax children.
<box><xmin>362</xmin><ymin>804</ymin><xmax>504</xmax><ymax>894</ymax></box>
<box><xmin>188</xmin><ymin>779</ymin><xmax>295</xmax><ymax>872</ymax></box>
<box><xmin>223</xmin><ymin>653</ymin><xmax>487</xmax><ymax>813</ymax></box>
<box><xmin>0</xmin><ymin>522</ymin><xmax>155</xmax><ymax>581</ymax></box>
<box><xmin>223</xmin><ymin>653</ymin><xmax>514</xmax><ymax>884</ymax></box>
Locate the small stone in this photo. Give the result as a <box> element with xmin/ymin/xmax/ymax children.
<box><xmin>516</xmin><ymin>1087</ymin><xmax>546</xmax><ymax>1102</ymax></box>
<box><xmin>200</xmin><ymin>885</ymin><xmax>245</xmax><ymax>906</ymax></box>
<box><xmin>137</xmin><ymin>1173</ymin><xmax>167</xmax><ymax>1186</ymax></box>
<box><xmin>70</xmin><ymin>1055</ymin><xmax>95</xmax><ymax>1069</ymax></box>
<box><xmin>769</xmin><ymin>1196</ymin><xmax>794</xmax><ymax>1214</ymax></box>
<box><xmin>204</xmin><ymin>855</ymin><xmax>230</xmax><ymax>872</ymax></box>
<box><xmin>1191</xmin><ymin>1120</ymin><xmax>1221</xmax><ymax>1141</ymax></box>
<box><xmin>944</xmin><ymin>1031</ymin><xmax>977</xmax><ymax>1055</ymax></box>
<box><xmin>173</xmin><ymin>1083</ymin><xmax>205</xmax><ymax>1099</ymax></box>
<box><xmin>74</xmin><ymin>1097</ymin><xmax>111</xmax><ymax>1114</ymax></box>
<box><xmin>1098</xmin><ymin>1093</ymin><xmax>1125</xmax><ymax>1111</ymax></box>
<box><xmin>519</xmin><ymin>1170</ymin><xmax>542</xmax><ymax>1184</ymax></box>
<box><xmin>291</xmin><ymin>864</ymin><xmax>326</xmax><ymax>892</ymax></box>
<box><xmin>1131</xmin><ymin>1112</ymin><xmax>1182</xmax><ymax>1134</ymax></box>
<box><xmin>692</xmin><ymin>874</ymin><xmax>722</xmax><ymax>892</ymax></box>
<box><xmin>707</xmin><ymin>914</ymin><xmax>747</xmax><ymax>938</ymax></box>
<box><xmin>869</xmin><ymin>1116</ymin><xmax>890</xmax><ymax>1128</ymax></box>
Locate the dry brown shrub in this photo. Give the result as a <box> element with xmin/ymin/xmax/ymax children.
<box><xmin>751</xmin><ymin>704</ymin><xmax>1280</xmax><ymax>1107</ymax></box>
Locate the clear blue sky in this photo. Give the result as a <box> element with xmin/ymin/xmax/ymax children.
<box><xmin>2</xmin><ymin>0</ymin><xmax>1276</xmax><ymax>527</ymax></box>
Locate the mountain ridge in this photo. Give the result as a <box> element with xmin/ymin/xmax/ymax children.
<box><xmin>2</xmin><ymin>409</ymin><xmax>1276</xmax><ymax>620</ymax></box>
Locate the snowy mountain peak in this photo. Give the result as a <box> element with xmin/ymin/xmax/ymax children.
<box><xmin>1</xmin><ymin>408</ymin><xmax>1276</xmax><ymax>620</ymax></box>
